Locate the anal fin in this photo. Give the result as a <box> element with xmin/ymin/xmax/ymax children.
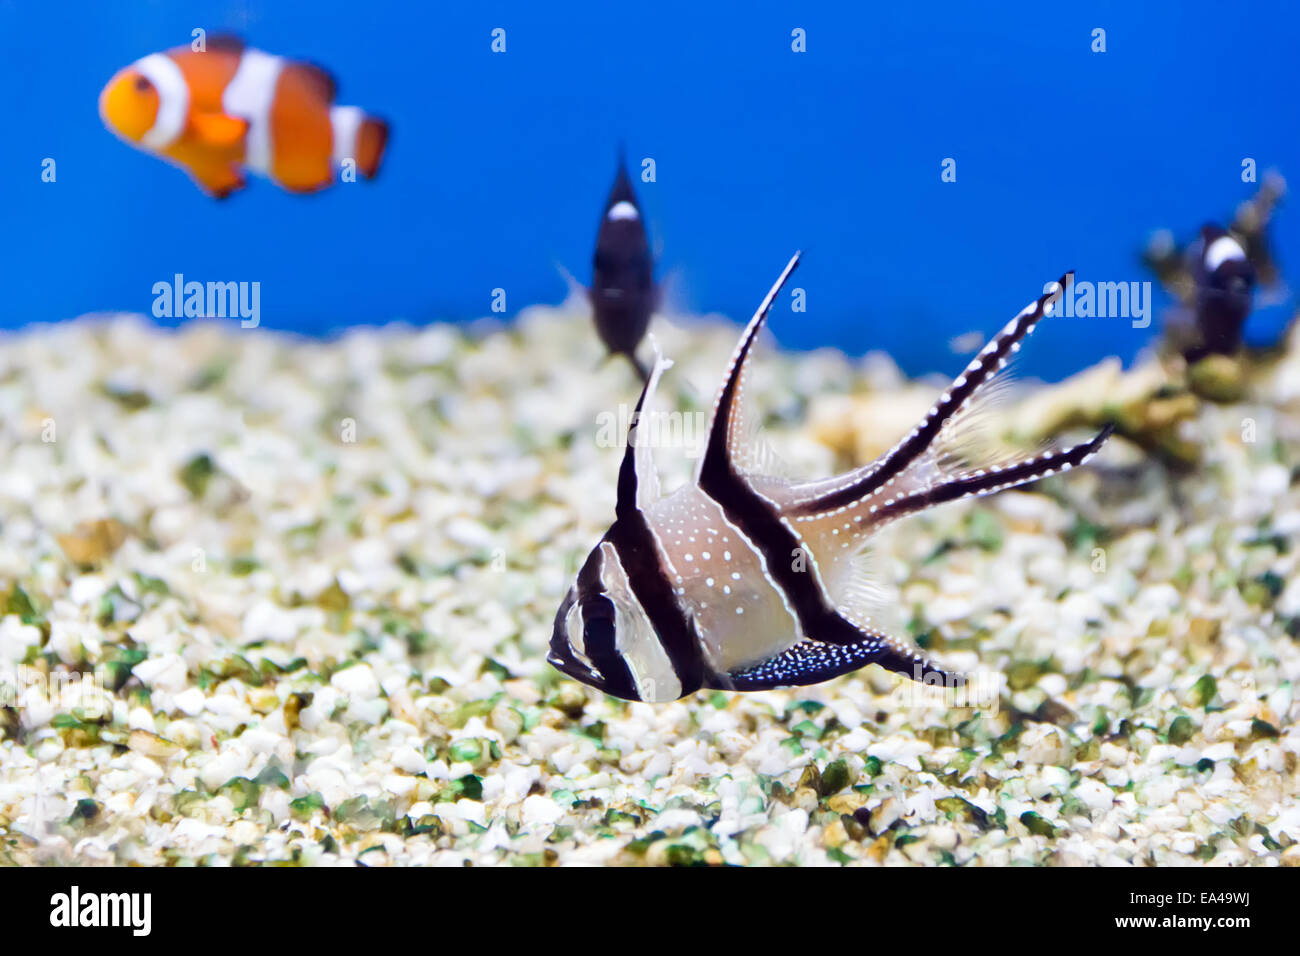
<box><xmin>186</xmin><ymin>159</ymin><xmax>247</xmax><ymax>199</ymax></box>
<box><xmin>719</xmin><ymin>634</ymin><xmax>963</xmax><ymax>691</ymax></box>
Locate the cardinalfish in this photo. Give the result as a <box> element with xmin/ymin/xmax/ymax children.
<box><xmin>549</xmin><ymin>253</ymin><xmax>1113</xmax><ymax>702</ymax></box>
<box><xmin>589</xmin><ymin>153</ymin><xmax>658</xmax><ymax>380</ymax></box>
<box><xmin>99</xmin><ymin>36</ymin><xmax>389</xmax><ymax>197</ymax></box>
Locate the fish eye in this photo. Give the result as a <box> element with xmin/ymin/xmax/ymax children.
<box><xmin>134</xmin><ymin>75</ymin><xmax>153</xmax><ymax>92</ymax></box>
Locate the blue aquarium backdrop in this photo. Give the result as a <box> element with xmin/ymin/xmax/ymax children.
<box><xmin>1</xmin><ymin>0</ymin><xmax>1295</xmax><ymax>378</ymax></box>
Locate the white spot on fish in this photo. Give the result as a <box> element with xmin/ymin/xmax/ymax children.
<box><xmin>1205</xmin><ymin>235</ymin><xmax>1246</xmax><ymax>272</ymax></box>
<box><xmin>607</xmin><ymin>200</ymin><xmax>639</xmax><ymax>221</ymax></box>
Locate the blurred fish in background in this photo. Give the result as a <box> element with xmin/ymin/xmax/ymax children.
<box><xmin>1000</xmin><ymin>175</ymin><xmax>1294</xmax><ymax>471</ymax></box>
<box><xmin>1144</xmin><ymin>173</ymin><xmax>1288</xmax><ymax>363</ymax></box>
<box><xmin>588</xmin><ymin>151</ymin><xmax>658</xmax><ymax>380</ymax></box>
<box><xmin>99</xmin><ymin>34</ymin><xmax>389</xmax><ymax>198</ymax></box>
<box><xmin>1183</xmin><ymin>225</ymin><xmax>1256</xmax><ymax>361</ymax></box>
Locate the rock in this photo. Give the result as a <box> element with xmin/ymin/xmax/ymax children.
<box><xmin>1187</xmin><ymin>354</ymin><xmax>1246</xmax><ymax>403</ymax></box>
<box><xmin>56</xmin><ymin>519</ymin><xmax>128</xmax><ymax>567</ymax></box>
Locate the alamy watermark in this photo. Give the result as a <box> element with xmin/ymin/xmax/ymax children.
<box><xmin>0</xmin><ymin>665</ymin><xmax>108</xmax><ymax>720</ymax></box>
<box><xmin>49</xmin><ymin>886</ymin><xmax>151</xmax><ymax>936</ymax></box>
<box><xmin>1046</xmin><ymin>275</ymin><xmax>1152</xmax><ymax>328</ymax></box>
<box><xmin>884</xmin><ymin>665</ymin><xmax>1001</xmax><ymax>713</ymax></box>
<box><xmin>596</xmin><ymin>404</ymin><xmax>708</xmax><ymax>458</ymax></box>
<box><xmin>152</xmin><ymin>274</ymin><xmax>260</xmax><ymax>328</ymax></box>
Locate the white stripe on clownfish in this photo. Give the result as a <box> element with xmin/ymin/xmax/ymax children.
<box><xmin>135</xmin><ymin>53</ymin><xmax>189</xmax><ymax>150</ymax></box>
<box><xmin>221</xmin><ymin>49</ymin><xmax>284</xmax><ymax>174</ymax></box>
<box><xmin>329</xmin><ymin>105</ymin><xmax>364</xmax><ymax>168</ymax></box>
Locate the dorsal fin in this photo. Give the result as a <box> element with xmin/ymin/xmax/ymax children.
<box><xmin>696</xmin><ymin>251</ymin><xmax>801</xmax><ymax>483</ymax></box>
<box><xmin>603</xmin><ymin>148</ymin><xmax>638</xmax><ymax>214</ymax></box>
<box><xmin>616</xmin><ymin>342</ymin><xmax>672</xmax><ymax>519</ymax></box>
<box><xmin>295</xmin><ymin>60</ymin><xmax>338</xmax><ymax>103</ymax></box>
<box><xmin>205</xmin><ymin>34</ymin><xmax>247</xmax><ymax>55</ymax></box>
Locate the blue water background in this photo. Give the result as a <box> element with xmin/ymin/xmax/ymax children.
<box><xmin>1</xmin><ymin>0</ymin><xmax>1294</xmax><ymax>378</ymax></box>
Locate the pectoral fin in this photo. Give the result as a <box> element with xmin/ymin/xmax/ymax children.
<box><xmin>191</xmin><ymin>112</ymin><xmax>248</xmax><ymax>149</ymax></box>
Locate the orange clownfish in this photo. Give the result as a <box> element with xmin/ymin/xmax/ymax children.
<box><xmin>99</xmin><ymin>36</ymin><xmax>389</xmax><ymax>198</ymax></box>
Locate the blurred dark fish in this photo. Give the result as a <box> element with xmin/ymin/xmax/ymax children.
<box><xmin>1161</xmin><ymin>224</ymin><xmax>1256</xmax><ymax>362</ymax></box>
<box><xmin>589</xmin><ymin>153</ymin><xmax>657</xmax><ymax>380</ymax></box>
<box><xmin>1183</xmin><ymin>225</ymin><xmax>1256</xmax><ymax>360</ymax></box>
<box><xmin>1145</xmin><ymin>174</ymin><xmax>1287</xmax><ymax>361</ymax></box>
<box><xmin>100</xmin><ymin>35</ymin><xmax>388</xmax><ymax>197</ymax></box>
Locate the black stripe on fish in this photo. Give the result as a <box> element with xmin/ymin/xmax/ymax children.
<box><xmin>699</xmin><ymin>450</ymin><xmax>939</xmax><ymax>679</ymax></box>
<box><xmin>788</xmin><ymin>272</ymin><xmax>1074</xmax><ymax>517</ymax></box>
<box><xmin>695</xmin><ymin>254</ymin><xmax>956</xmax><ymax>684</ymax></box>
<box><xmin>574</xmin><ymin>546</ymin><xmax>640</xmax><ymax>701</ymax></box>
<box><xmin>869</xmin><ymin>424</ymin><xmax>1114</xmax><ymax>526</ymax></box>
<box><xmin>605</xmin><ymin>520</ymin><xmax>709</xmax><ymax>696</ymax></box>
<box><xmin>608</xmin><ymin>353</ymin><xmax>711</xmax><ymax>695</ymax></box>
<box><xmin>547</xmin><ymin>587</ymin><xmax>580</xmax><ymax>676</ymax></box>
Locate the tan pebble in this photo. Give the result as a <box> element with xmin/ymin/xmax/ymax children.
<box><xmin>56</xmin><ymin>518</ymin><xmax>128</xmax><ymax>566</ymax></box>
<box><xmin>865</xmin><ymin>834</ymin><xmax>892</xmax><ymax>863</ymax></box>
<box><xmin>128</xmin><ymin>729</ymin><xmax>182</xmax><ymax>760</ymax></box>
<box><xmin>248</xmin><ymin>688</ymin><xmax>279</xmax><ymax>714</ymax></box>
<box><xmin>1186</xmin><ymin>617</ymin><xmax>1221</xmax><ymax>645</ymax></box>
<box><xmin>870</xmin><ymin>797</ymin><xmax>901</xmax><ymax>833</ymax></box>
<box><xmin>823</xmin><ymin>819</ymin><xmax>849</xmax><ymax>849</ymax></box>
<box><xmin>792</xmin><ymin>787</ymin><xmax>819</xmax><ymax>813</ymax></box>
<box><xmin>827</xmin><ymin>791</ymin><xmax>870</xmax><ymax>815</ymax></box>
<box><xmin>283</xmin><ymin>693</ymin><xmax>310</xmax><ymax>733</ymax></box>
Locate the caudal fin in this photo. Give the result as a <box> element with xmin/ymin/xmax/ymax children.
<box><xmin>355</xmin><ymin>115</ymin><xmax>388</xmax><ymax>179</ymax></box>
<box><xmin>330</xmin><ymin>107</ymin><xmax>389</xmax><ymax>180</ymax></box>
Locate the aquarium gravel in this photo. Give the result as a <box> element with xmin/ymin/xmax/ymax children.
<box><xmin>0</xmin><ymin>306</ymin><xmax>1297</xmax><ymax>867</ymax></box>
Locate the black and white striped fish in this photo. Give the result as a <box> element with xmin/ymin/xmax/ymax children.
<box><xmin>549</xmin><ymin>253</ymin><xmax>1113</xmax><ymax>702</ymax></box>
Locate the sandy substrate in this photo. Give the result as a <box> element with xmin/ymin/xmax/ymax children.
<box><xmin>0</xmin><ymin>306</ymin><xmax>1297</xmax><ymax>866</ymax></box>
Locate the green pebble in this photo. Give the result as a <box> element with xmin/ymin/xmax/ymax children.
<box><xmin>818</xmin><ymin>759</ymin><xmax>851</xmax><ymax>797</ymax></box>
<box><xmin>1019</xmin><ymin>811</ymin><xmax>1058</xmax><ymax>838</ymax></box>
<box><xmin>1167</xmin><ymin>715</ymin><xmax>1195</xmax><ymax>745</ymax></box>
<box><xmin>1191</xmin><ymin>674</ymin><xmax>1218</xmax><ymax>707</ymax></box>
